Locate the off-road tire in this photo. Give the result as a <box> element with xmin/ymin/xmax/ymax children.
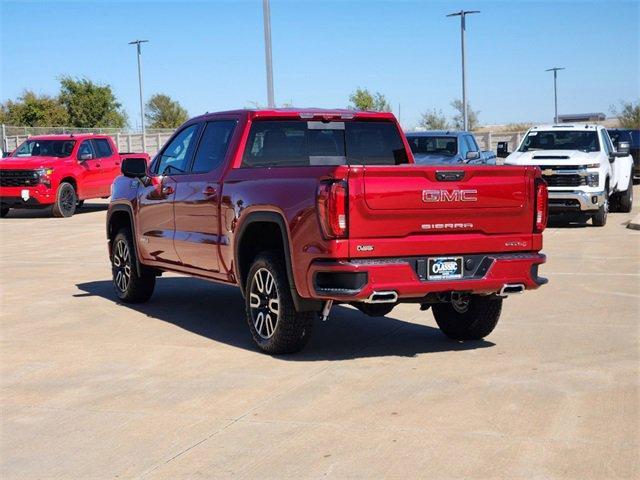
<box><xmin>591</xmin><ymin>188</ymin><xmax>608</xmax><ymax>227</ymax></box>
<box><xmin>0</xmin><ymin>207</ymin><xmax>9</xmax><ymax>218</ymax></box>
<box><xmin>617</xmin><ymin>175</ymin><xmax>633</xmax><ymax>213</ymax></box>
<box><xmin>111</xmin><ymin>228</ymin><xmax>155</xmax><ymax>303</ymax></box>
<box><xmin>52</xmin><ymin>182</ymin><xmax>77</xmax><ymax>218</ymax></box>
<box><xmin>432</xmin><ymin>295</ymin><xmax>503</xmax><ymax>340</ymax></box>
<box><xmin>245</xmin><ymin>252</ymin><xmax>314</xmax><ymax>354</ymax></box>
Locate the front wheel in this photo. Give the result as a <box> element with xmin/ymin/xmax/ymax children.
<box><xmin>111</xmin><ymin>229</ymin><xmax>155</xmax><ymax>303</ymax></box>
<box><xmin>52</xmin><ymin>182</ymin><xmax>77</xmax><ymax>217</ymax></box>
<box><xmin>0</xmin><ymin>207</ymin><xmax>9</xmax><ymax>218</ymax></box>
<box><xmin>591</xmin><ymin>191</ymin><xmax>608</xmax><ymax>227</ymax></box>
<box><xmin>432</xmin><ymin>295</ymin><xmax>503</xmax><ymax>340</ymax></box>
<box><xmin>245</xmin><ymin>253</ymin><xmax>314</xmax><ymax>354</ymax></box>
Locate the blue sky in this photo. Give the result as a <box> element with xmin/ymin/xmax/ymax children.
<box><xmin>1</xmin><ymin>0</ymin><xmax>639</xmax><ymax>129</ymax></box>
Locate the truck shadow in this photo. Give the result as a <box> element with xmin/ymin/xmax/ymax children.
<box><xmin>547</xmin><ymin>213</ymin><xmax>591</xmax><ymax>229</ymax></box>
<box><xmin>75</xmin><ymin>277</ymin><xmax>494</xmax><ymax>361</ymax></box>
<box><xmin>2</xmin><ymin>202</ymin><xmax>108</xmax><ymax>219</ymax></box>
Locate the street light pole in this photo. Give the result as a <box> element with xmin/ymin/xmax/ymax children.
<box><xmin>546</xmin><ymin>67</ymin><xmax>565</xmax><ymax>123</ymax></box>
<box><xmin>262</xmin><ymin>0</ymin><xmax>275</xmax><ymax>108</ymax></box>
<box><xmin>129</xmin><ymin>40</ymin><xmax>149</xmax><ymax>135</ymax></box>
<box><xmin>447</xmin><ymin>10</ymin><xmax>480</xmax><ymax>131</ymax></box>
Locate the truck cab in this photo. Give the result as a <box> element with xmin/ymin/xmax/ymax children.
<box><xmin>504</xmin><ymin>124</ymin><xmax>634</xmax><ymax>226</ymax></box>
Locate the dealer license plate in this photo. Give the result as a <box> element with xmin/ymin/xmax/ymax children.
<box><xmin>427</xmin><ymin>256</ymin><xmax>463</xmax><ymax>280</ymax></box>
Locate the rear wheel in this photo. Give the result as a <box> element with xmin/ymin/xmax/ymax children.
<box><xmin>245</xmin><ymin>253</ymin><xmax>314</xmax><ymax>354</ymax></box>
<box><xmin>0</xmin><ymin>207</ymin><xmax>9</xmax><ymax>218</ymax></box>
<box><xmin>52</xmin><ymin>182</ymin><xmax>77</xmax><ymax>218</ymax></box>
<box><xmin>432</xmin><ymin>295</ymin><xmax>503</xmax><ymax>340</ymax></box>
<box><xmin>111</xmin><ymin>229</ymin><xmax>155</xmax><ymax>303</ymax></box>
<box><xmin>617</xmin><ymin>175</ymin><xmax>633</xmax><ymax>213</ymax></box>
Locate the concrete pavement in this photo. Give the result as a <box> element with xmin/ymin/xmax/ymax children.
<box><xmin>1</xmin><ymin>187</ymin><xmax>638</xmax><ymax>479</ymax></box>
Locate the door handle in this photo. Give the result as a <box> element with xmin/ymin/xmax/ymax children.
<box><xmin>162</xmin><ymin>185</ymin><xmax>174</xmax><ymax>195</ymax></box>
<box><xmin>203</xmin><ymin>186</ymin><xmax>218</xmax><ymax>198</ymax></box>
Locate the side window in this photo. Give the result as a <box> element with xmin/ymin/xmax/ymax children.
<box><xmin>78</xmin><ymin>140</ymin><xmax>95</xmax><ymax>159</ymax></box>
<box><xmin>466</xmin><ymin>135</ymin><xmax>479</xmax><ymax>152</ymax></box>
<box><xmin>191</xmin><ymin>121</ymin><xmax>237</xmax><ymax>173</ymax></box>
<box><xmin>154</xmin><ymin>124</ymin><xmax>200</xmax><ymax>175</ymax></box>
<box><xmin>93</xmin><ymin>139</ymin><xmax>113</xmax><ymax>158</ymax></box>
<box><xmin>458</xmin><ymin>136</ymin><xmax>469</xmax><ymax>158</ymax></box>
<box><xmin>600</xmin><ymin>131</ymin><xmax>611</xmax><ymax>155</ymax></box>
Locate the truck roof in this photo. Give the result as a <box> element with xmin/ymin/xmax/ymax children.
<box><xmin>405</xmin><ymin>130</ymin><xmax>471</xmax><ymax>137</ymax></box>
<box><xmin>190</xmin><ymin>108</ymin><xmax>397</xmax><ymax>122</ymax></box>
<box><xmin>529</xmin><ymin>124</ymin><xmax>602</xmax><ymax>131</ymax></box>
<box><xmin>25</xmin><ymin>133</ymin><xmax>110</xmax><ymax>141</ymax></box>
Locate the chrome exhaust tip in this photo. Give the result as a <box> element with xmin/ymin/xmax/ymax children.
<box><xmin>364</xmin><ymin>291</ymin><xmax>398</xmax><ymax>304</ymax></box>
<box><xmin>499</xmin><ymin>284</ymin><xmax>525</xmax><ymax>296</ymax></box>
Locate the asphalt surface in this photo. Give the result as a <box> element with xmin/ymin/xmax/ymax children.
<box><xmin>1</xmin><ymin>187</ymin><xmax>639</xmax><ymax>479</ymax></box>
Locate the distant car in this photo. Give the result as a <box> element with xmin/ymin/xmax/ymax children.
<box><xmin>607</xmin><ymin>129</ymin><xmax>640</xmax><ymax>180</ymax></box>
<box><xmin>404</xmin><ymin>131</ymin><xmax>496</xmax><ymax>165</ymax></box>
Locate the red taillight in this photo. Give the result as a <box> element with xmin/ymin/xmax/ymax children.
<box><xmin>535</xmin><ymin>180</ymin><xmax>548</xmax><ymax>233</ymax></box>
<box><xmin>317</xmin><ymin>180</ymin><xmax>348</xmax><ymax>239</ymax></box>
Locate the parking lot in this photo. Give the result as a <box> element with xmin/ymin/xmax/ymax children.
<box><xmin>0</xmin><ymin>188</ymin><xmax>638</xmax><ymax>479</ymax></box>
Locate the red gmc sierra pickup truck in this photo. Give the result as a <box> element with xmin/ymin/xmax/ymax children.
<box><xmin>107</xmin><ymin>109</ymin><xmax>548</xmax><ymax>354</ymax></box>
<box><xmin>0</xmin><ymin>134</ymin><xmax>149</xmax><ymax>217</ymax></box>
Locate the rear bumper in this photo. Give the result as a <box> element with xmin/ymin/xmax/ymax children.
<box><xmin>307</xmin><ymin>252</ymin><xmax>547</xmax><ymax>302</ymax></box>
<box><xmin>0</xmin><ymin>185</ymin><xmax>54</xmax><ymax>208</ymax></box>
<box><xmin>548</xmin><ymin>190</ymin><xmax>605</xmax><ymax>212</ymax></box>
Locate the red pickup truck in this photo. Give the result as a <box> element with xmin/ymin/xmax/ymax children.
<box><xmin>107</xmin><ymin>109</ymin><xmax>548</xmax><ymax>354</ymax></box>
<box><xmin>0</xmin><ymin>134</ymin><xmax>149</xmax><ymax>217</ymax></box>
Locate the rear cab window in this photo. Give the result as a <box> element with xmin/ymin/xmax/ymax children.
<box><xmin>92</xmin><ymin>138</ymin><xmax>113</xmax><ymax>158</ymax></box>
<box><xmin>241</xmin><ymin>120</ymin><xmax>408</xmax><ymax>167</ymax></box>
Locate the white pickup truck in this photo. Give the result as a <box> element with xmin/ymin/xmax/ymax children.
<box><xmin>504</xmin><ymin>124</ymin><xmax>633</xmax><ymax>226</ymax></box>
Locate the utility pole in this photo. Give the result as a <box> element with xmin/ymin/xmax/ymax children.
<box><xmin>262</xmin><ymin>0</ymin><xmax>275</xmax><ymax>108</ymax></box>
<box><xmin>128</xmin><ymin>40</ymin><xmax>149</xmax><ymax>135</ymax></box>
<box><xmin>546</xmin><ymin>67</ymin><xmax>565</xmax><ymax>124</ymax></box>
<box><xmin>447</xmin><ymin>10</ymin><xmax>480</xmax><ymax>131</ymax></box>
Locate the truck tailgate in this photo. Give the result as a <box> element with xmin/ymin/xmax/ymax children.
<box><xmin>348</xmin><ymin>165</ymin><xmax>536</xmax><ymax>258</ymax></box>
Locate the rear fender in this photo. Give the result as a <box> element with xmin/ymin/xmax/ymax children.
<box><xmin>235</xmin><ymin>211</ymin><xmax>321</xmax><ymax>312</ymax></box>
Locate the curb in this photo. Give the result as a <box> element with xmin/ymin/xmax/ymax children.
<box><xmin>628</xmin><ymin>214</ymin><xmax>640</xmax><ymax>231</ymax></box>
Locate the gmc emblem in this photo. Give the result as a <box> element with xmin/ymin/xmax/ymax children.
<box><xmin>422</xmin><ymin>189</ymin><xmax>478</xmax><ymax>203</ymax></box>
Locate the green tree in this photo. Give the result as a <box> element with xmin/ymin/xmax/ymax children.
<box><xmin>451</xmin><ymin>99</ymin><xmax>480</xmax><ymax>131</ymax></box>
<box><xmin>610</xmin><ymin>100</ymin><xmax>640</xmax><ymax>129</ymax></box>
<box><xmin>418</xmin><ymin>109</ymin><xmax>449</xmax><ymax>130</ymax></box>
<box><xmin>0</xmin><ymin>91</ymin><xmax>69</xmax><ymax>126</ymax></box>
<box><xmin>348</xmin><ymin>88</ymin><xmax>392</xmax><ymax>112</ymax></box>
<box><xmin>145</xmin><ymin>94</ymin><xmax>189</xmax><ymax>128</ymax></box>
<box><xmin>58</xmin><ymin>76</ymin><xmax>127</xmax><ymax>128</ymax></box>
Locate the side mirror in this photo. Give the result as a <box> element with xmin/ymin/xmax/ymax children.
<box><xmin>121</xmin><ymin>157</ymin><xmax>148</xmax><ymax>179</ymax></box>
<box><xmin>466</xmin><ymin>151</ymin><xmax>480</xmax><ymax>160</ymax></box>
<box><xmin>497</xmin><ymin>141</ymin><xmax>510</xmax><ymax>158</ymax></box>
<box><xmin>78</xmin><ymin>153</ymin><xmax>93</xmax><ymax>161</ymax></box>
<box><xmin>617</xmin><ymin>141</ymin><xmax>630</xmax><ymax>156</ymax></box>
